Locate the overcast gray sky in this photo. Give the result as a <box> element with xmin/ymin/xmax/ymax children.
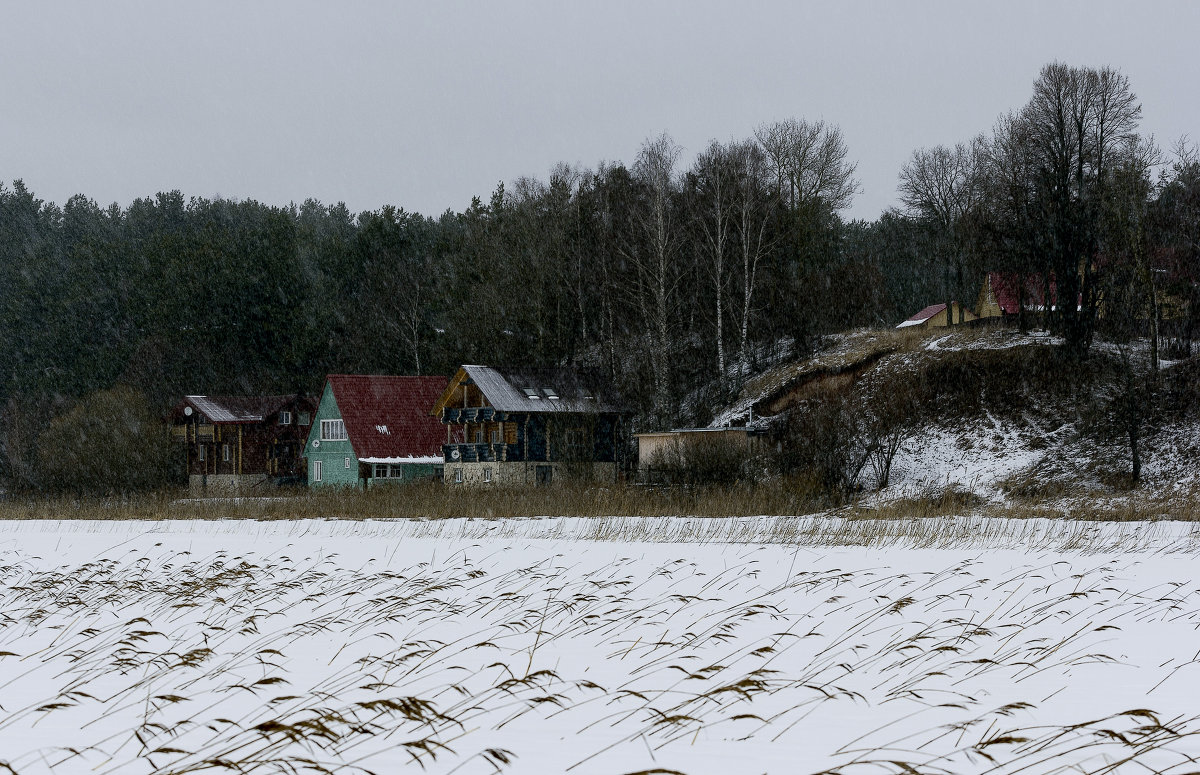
<box><xmin>2</xmin><ymin>2</ymin><xmax>1197</xmax><ymax>222</ymax></box>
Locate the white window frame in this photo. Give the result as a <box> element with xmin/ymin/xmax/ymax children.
<box><xmin>345</xmin><ymin>457</ymin><xmax>351</xmax><ymax>469</ymax></box>
<box><xmin>198</xmin><ymin>445</ymin><xmax>206</xmax><ymax>462</ymax></box>
<box><xmin>374</xmin><ymin>463</ymin><xmax>387</xmax><ymax>478</ymax></box>
<box><xmin>483</xmin><ymin>468</ymin><xmax>492</xmax><ymax>483</ymax></box>
<box><xmin>279</xmin><ymin>411</ymin><xmax>292</xmax><ymax>425</ymax></box>
<box><xmin>313</xmin><ymin>460</ymin><xmax>322</xmax><ymax>482</ymax></box>
<box><xmin>321</xmin><ymin>419</ymin><xmax>347</xmax><ymax>441</ymax></box>
<box><xmin>454</xmin><ymin>468</ymin><xmax>463</xmax><ymax>484</ymax></box>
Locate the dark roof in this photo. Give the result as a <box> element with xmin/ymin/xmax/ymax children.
<box><xmin>327</xmin><ymin>375</ymin><xmax>448</xmax><ymax>459</ymax></box>
<box><xmin>174</xmin><ymin>395</ymin><xmax>312</xmax><ymax>424</ymax></box>
<box><xmin>459</xmin><ymin>365</ymin><xmax>625</xmax><ymax>414</ymax></box>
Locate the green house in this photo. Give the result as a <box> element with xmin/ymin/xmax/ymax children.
<box><xmin>305</xmin><ymin>375</ymin><xmax>448</xmax><ymax>487</ymax></box>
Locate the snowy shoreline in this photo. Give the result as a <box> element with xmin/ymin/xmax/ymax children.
<box><xmin>3</xmin><ymin>513</ymin><xmax>1200</xmax><ymax>554</ymax></box>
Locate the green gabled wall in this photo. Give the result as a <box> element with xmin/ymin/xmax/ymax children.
<box><xmin>305</xmin><ymin>381</ymin><xmax>361</xmax><ymax>487</ymax></box>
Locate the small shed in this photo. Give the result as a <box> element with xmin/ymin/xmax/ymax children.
<box><xmin>896</xmin><ymin>302</ymin><xmax>978</xmax><ymax>329</ymax></box>
<box><xmin>305</xmin><ymin>375</ymin><xmax>448</xmax><ymax>488</ymax></box>
<box><xmin>635</xmin><ymin>427</ymin><xmax>766</xmax><ymax>472</ymax></box>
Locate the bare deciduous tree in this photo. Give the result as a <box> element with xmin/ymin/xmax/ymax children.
<box><xmin>1021</xmin><ymin>62</ymin><xmax>1141</xmax><ymax>356</ymax></box>
<box><xmin>897</xmin><ymin>139</ymin><xmax>984</xmax><ymax>325</ymax></box>
<box><xmin>730</xmin><ymin>140</ymin><xmax>773</xmax><ymax>373</ymax></box>
<box><xmin>630</xmin><ymin>133</ymin><xmax>683</xmax><ymax>426</ymax></box>
<box><xmin>755</xmin><ymin>118</ymin><xmax>859</xmax><ymax>211</ymax></box>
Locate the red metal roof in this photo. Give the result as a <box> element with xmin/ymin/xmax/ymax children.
<box><xmin>326</xmin><ymin>375</ymin><xmax>448</xmax><ymax>459</ymax></box>
<box><xmin>900</xmin><ymin>303</ymin><xmax>948</xmax><ymax>326</ymax></box>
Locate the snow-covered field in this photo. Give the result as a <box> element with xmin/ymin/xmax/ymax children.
<box><xmin>2</xmin><ymin>517</ymin><xmax>1200</xmax><ymax>774</ymax></box>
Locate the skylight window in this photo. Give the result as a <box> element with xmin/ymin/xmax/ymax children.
<box><xmin>522</xmin><ymin>388</ymin><xmax>541</xmax><ymax>400</ymax></box>
<box><xmin>541</xmin><ymin>387</ymin><xmax>559</xmax><ymax>400</ymax></box>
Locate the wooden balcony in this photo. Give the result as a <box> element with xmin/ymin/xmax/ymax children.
<box><xmin>443</xmin><ymin>443</ymin><xmax>520</xmax><ymax>463</ymax></box>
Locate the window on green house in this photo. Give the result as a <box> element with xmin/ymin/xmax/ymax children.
<box><xmin>321</xmin><ymin>419</ymin><xmax>347</xmax><ymax>441</ymax></box>
<box><xmin>345</xmin><ymin>457</ymin><xmax>351</xmax><ymax>469</ymax></box>
<box><xmin>313</xmin><ymin>460</ymin><xmax>322</xmax><ymax>482</ymax></box>
<box><xmin>374</xmin><ymin>464</ymin><xmax>387</xmax><ymax>478</ymax></box>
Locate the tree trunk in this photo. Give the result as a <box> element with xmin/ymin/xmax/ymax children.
<box><xmin>1149</xmin><ymin>271</ymin><xmax>1160</xmax><ymax>374</ymax></box>
<box><xmin>1129</xmin><ymin>423</ymin><xmax>1141</xmax><ymax>482</ymax></box>
<box><xmin>1017</xmin><ymin>276</ymin><xmax>1027</xmax><ymax>334</ymax></box>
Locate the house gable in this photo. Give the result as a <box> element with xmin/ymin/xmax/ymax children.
<box><xmin>306</xmin><ymin>381</ymin><xmax>359</xmax><ymax>486</ymax></box>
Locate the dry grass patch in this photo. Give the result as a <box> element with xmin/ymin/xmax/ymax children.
<box><xmin>0</xmin><ymin>480</ymin><xmax>828</xmax><ymax>522</ymax></box>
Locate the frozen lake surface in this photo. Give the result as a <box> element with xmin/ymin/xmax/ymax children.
<box><xmin>2</xmin><ymin>516</ymin><xmax>1199</xmax><ymax>774</ymax></box>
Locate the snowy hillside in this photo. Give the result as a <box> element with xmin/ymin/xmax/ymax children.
<box><xmin>710</xmin><ymin>326</ymin><xmax>1200</xmax><ymax>512</ymax></box>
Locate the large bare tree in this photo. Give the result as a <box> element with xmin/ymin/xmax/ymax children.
<box><xmin>1021</xmin><ymin>62</ymin><xmax>1141</xmax><ymax>356</ymax></box>
<box><xmin>897</xmin><ymin>139</ymin><xmax>984</xmax><ymax>324</ymax></box>
<box><xmin>755</xmin><ymin>118</ymin><xmax>859</xmax><ymax>212</ymax></box>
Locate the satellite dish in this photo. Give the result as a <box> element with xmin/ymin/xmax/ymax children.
<box><xmin>184</xmin><ymin>406</ymin><xmax>193</xmax><ymax>416</ymax></box>
<box><xmin>450</xmin><ymin>449</ymin><xmax>461</xmax><ymax>460</ymax></box>
<box><xmin>312</xmin><ymin>439</ymin><xmax>321</xmax><ymax>448</ymax></box>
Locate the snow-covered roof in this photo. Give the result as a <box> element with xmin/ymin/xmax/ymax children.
<box><xmin>444</xmin><ymin>365</ymin><xmax>625</xmax><ymax>414</ymax></box>
<box><xmin>897</xmin><ymin>303</ymin><xmax>948</xmax><ymax>328</ymax></box>
<box><xmin>359</xmin><ymin>456</ymin><xmax>444</xmax><ymax>465</ymax></box>
<box><xmin>176</xmin><ymin>395</ymin><xmax>310</xmax><ymax>424</ymax></box>
<box><xmin>635</xmin><ymin>427</ymin><xmax>762</xmax><ymax>437</ymax></box>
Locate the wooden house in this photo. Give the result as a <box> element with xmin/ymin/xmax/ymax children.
<box><xmin>169</xmin><ymin>394</ymin><xmax>317</xmax><ymax>494</ymax></box>
<box><xmin>431</xmin><ymin>365</ymin><xmax>627</xmax><ymax>485</ymax></box>
<box><xmin>896</xmin><ymin>302</ymin><xmax>978</xmax><ymax>329</ymax></box>
<box><xmin>304</xmin><ymin>375</ymin><xmax>448</xmax><ymax>488</ymax></box>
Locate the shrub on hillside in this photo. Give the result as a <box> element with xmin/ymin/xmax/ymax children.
<box><xmin>35</xmin><ymin>387</ymin><xmax>173</xmax><ymax>496</ymax></box>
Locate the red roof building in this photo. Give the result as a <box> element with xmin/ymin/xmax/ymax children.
<box><xmin>304</xmin><ymin>375</ymin><xmax>449</xmax><ymax>487</ymax></box>
<box><xmin>977</xmin><ymin>272</ymin><xmax>1060</xmax><ymax>318</ymax></box>
<box><xmin>896</xmin><ymin>302</ymin><xmax>977</xmax><ymax>329</ymax></box>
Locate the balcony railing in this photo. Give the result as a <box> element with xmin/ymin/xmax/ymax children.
<box><xmin>443</xmin><ymin>443</ymin><xmax>520</xmax><ymax>463</ymax></box>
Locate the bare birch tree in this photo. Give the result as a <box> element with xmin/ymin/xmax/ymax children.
<box><xmin>630</xmin><ymin>133</ymin><xmax>683</xmax><ymax>426</ymax></box>
<box><xmin>690</xmin><ymin>141</ymin><xmax>736</xmax><ymax>382</ymax></box>
<box><xmin>729</xmin><ymin>139</ymin><xmax>773</xmax><ymax>373</ymax></box>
